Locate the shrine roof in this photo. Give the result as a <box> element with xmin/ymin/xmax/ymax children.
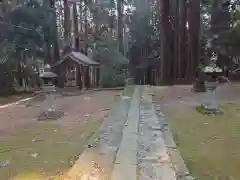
<box><xmin>53</xmin><ymin>51</ymin><xmax>99</xmax><ymax>67</ymax></box>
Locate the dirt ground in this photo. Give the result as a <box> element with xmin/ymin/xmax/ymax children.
<box><xmin>154</xmin><ymin>83</ymin><xmax>240</xmax><ymax>180</ymax></box>
<box><xmin>0</xmin><ymin>90</ymin><xmax>119</xmax><ymax>180</ymax></box>
<box><xmin>0</xmin><ymin>90</ymin><xmax>118</xmax><ymax>138</ymax></box>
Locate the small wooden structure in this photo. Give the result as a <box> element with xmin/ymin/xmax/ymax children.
<box><xmin>53</xmin><ymin>51</ymin><xmax>100</xmax><ymax>89</ymax></box>
<box><xmin>135</xmin><ymin>59</ymin><xmax>158</xmax><ymax>85</ymax></box>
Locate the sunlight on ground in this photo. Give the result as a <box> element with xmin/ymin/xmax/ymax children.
<box><xmin>0</xmin><ymin>120</ymin><xmax>102</xmax><ymax>180</ymax></box>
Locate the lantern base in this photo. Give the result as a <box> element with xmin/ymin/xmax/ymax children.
<box><xmin>196</xmin><ymin>105</ymin><xmax>223</xmax><ymax>115</ymax></box>
<box><xmin>38</xmin><ymin>109</ymin><xmax>64</xmax><ymax>121</ymax></box>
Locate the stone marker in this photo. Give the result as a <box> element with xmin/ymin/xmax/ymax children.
<box><xmin>38</xmin><ymin>64</ymin><xmax>64</xmax><ymax>120</ymax></box>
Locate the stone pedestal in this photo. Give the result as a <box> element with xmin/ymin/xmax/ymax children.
<box><xmin>42</xmin><ymin>85</ymin><xmax>57</xmax><ymax>112</ymax></box>
<box><xmin>197</xmin><ymin>80</ymin><xmax>223</xmax><ymax>115</ymax></box>
<box><xmin>203</xmin><ymin>81</ymin><xmax>219</xmax><ymax>110</ymax></box>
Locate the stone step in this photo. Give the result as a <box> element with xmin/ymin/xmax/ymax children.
<box><xmin>110</xmin><ymin>87</ymin><xmax>140</xmax><ymax>180</ymax></box>
<box><xmin>64</xmin><ymin>86</ymin><xmax>133</xmax><ymax>180</ymax></box>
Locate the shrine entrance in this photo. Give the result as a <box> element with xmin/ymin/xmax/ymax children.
<box><xmin>53</xmin><ymin>51</ymin><xmax>100</xmax><ymax>90</ymax></box>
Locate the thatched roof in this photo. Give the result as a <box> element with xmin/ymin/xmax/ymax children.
<box><xmin>53</xmin><ymin>51</ymin><xmax>100</xmax><ymax>67</ymax></box>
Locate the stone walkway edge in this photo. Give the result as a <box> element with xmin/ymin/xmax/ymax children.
<box><xmin>110</xmin><ymin>87</ymin><xmax>140</xmax><ymax>180</ymax></box>
<box><xmin>152</xmin><ymin>86</ymin><xmax>195</xmax><ymax>180</ymax></box>
<box><xmin>137</xmin><ymin>87</ymin><xmax>177</xmax><ymax>180</ymax></box>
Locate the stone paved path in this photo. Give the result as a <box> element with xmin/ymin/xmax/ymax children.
<box><xmin>65</xmin><ymin>87</ymin><xmax>133</xmax><ymax>180</ymax></box>
<box><xmin>65</xmin><ymin>86</ymin><xmax>186</xmax><ymax>180</ymax></box>
<box><xmin>111</xmin><ymin>87</ymin><xmax>140</xmax><ymax>180</ymax></box>
<box><xmin>137</xmin><ymin>87</ymin><xmax>177</xmax><ymax>180</ymax></box>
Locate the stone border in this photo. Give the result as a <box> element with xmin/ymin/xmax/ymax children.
<box><xmin>110</xmin><ymin>87</ymin><xmax>139</xmax><ymax>180</ymax></box>
<box><xmin>154</xmin><ymin>104</ymin><xmax>195</xmax><ymax>180</ymax></box>
<box><xmin>0</xmin><ymin>97</ymin><xmax>33</xmax><ymax>109</ymax></box>
<box><xmin>0</xmin><ymin>87</ymin><xmax>125</xmax><ymax>110</ymax></box>
<box><xmin>60</xmin><ymin>87</ymin><xmax>125</xmax><ymax>96</ymax></box>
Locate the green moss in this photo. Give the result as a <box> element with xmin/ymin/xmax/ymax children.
<box><xmin>196</xmin><ymin>105</ymin><xmax>208</xmax><ymax>114</ymax></box>
<box><xmin>196</xmin><ymin>105</ymin><xmax>223</xmax><ymax>115</ymax></box>
<box><xmin>12</xmin><ymin>172</ymin><xmax>41</xmax><ymax>180</ymax></box>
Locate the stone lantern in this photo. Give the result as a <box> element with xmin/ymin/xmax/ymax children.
<box><xmin>39</xmin><ymin>64</ymin><xmax>63</xmax><ymax>120</ymax></box>
<box><xmin>197</xmin><ymin>53</ymin><xmax>223</xmax><ymax>115</ymax></box>
<box><xmin>40</xmin><ymin>64</ymin><xmax>57</xmax><ymax>85</ymax></box>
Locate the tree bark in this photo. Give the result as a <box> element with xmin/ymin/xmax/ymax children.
<box><xmin>72</xmin><ymin>2</ymin><xmax>79</xmax><ymax>50</ymax></box>
<box><xmin>51</xmin><ymin>0</ymin><xmax>60</xmax><ymax>64</ymax></box>
<box><xmin>42</xmin><ymin>0</ymin><xmax>52</xmax><ymax>64</ymax></box>
<box><xmin>187</xmin><ymin>0</ymin><xmax>200</xmax><ymax>82</ymax></box>
<box><xmin>171</xmin><ymin>0</ymin><xmax>179</xmax><ymax>83</ymax></box>
<box><xmin>179</xmin><ymin>0</ymin><xmax>188</xmax><ymax>79</ymax></box>
<box><xmin>160</xmin><ymin>0</ymin><xmax>172</xmax><ymax>85</ymax></box>
<box><xmin>63</xmin><ymin>0</ymin><xmax>70</xmax><ymax>45</ymax></box>
<box><xmin>117</xmin><ymin>0</ymin><xmax>124</xmax><ymax>55</ymax></box>
<box><xmin>84</xmin><ymin>0</ymin><xmax>88</xmax><ymax>54</ymax></box>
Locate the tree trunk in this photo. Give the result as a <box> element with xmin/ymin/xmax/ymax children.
<box><xmin>160</xmin><ymin>0</ymin><xmax>172</xmax><ymax>85</ymax></box>
<box><xmin>179</xmin><ymin>0</ymin><xmax>188</xmax><ymax>79</ymax></box>
<box><xmin>187</xmin><ymin>0</ymin><xmax>200</xmax><ymax>82</ymax></box>
<box><xmin>211</xmin><ymin>0</ymin><xmax>222</xmax><ymax>35</ymax></box>
<box><xmin>42</xmin><ymin>0</ymin><xmax>52</xmax><ymax>64</ymax></box>
<box><xmin>117</xmin><ymin>0</ymin><xmax>124</xmax><ymax>54</ymax></box>
<box><xmin>171</xmin><ymin>0</ymin><xmax>179</xmax><ymax>83</ymax></box>
<box><xmin>64</xmin><ymin>0</ymin><xmax>70</xmax><ymax>46</ymax></box>
<box><xmin>51</xmin><ymin>0</ymin><xmax>60</xmax><ymax>64</ymax></box>
<box><xmin>72</xmin><ymin>2</ymin><xmax>79</xmax><ymax>50</ymax></box>
<box><xmin>84</xmin><ymin>0</ymin><xmax>88</xmax><ymax>54</ymax></box>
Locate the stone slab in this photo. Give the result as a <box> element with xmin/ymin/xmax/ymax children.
<box><xmin>111</xmin><ymin>164</ymin><xmax>136</xmax><ymax>180</ymax></box>
<box><xmin>168</xmin><ymin>148</ymin><xmax>189</xmax><ymax>177</ymax></box>
<box><xmin>155</xmin><ymin>162</ymin><xmax>177</xmax><ymax>180</ymax></box>
<box><xmin>115</xmin><ymin>149</ymin><xmax>137</xmax><ymax>165</ymax></box>
<box><xmin>177</xmin><ymin>175</ymin><xmax>195</xmax><ymax>180</ymax></box>
<box><xmin>119</xmin><ymin>136</ymin><xmax>138</xmax><ymax>151</ymax></box>
<box><xmin>162</xmin><ymin>127</ymin><xmax>177</xmax><ymax>149</ymax></box>
<box><xmin>110</xmin><ymin>88</ymin><xmax>139</xmax><ymax>180</ymax></box>
<box><xmin>65</xmin><ymin>87</ymin><xmax>133</xmax><ymax>180</ymax></box>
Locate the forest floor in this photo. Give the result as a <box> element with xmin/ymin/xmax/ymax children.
<box><xmin>0</xmin><ymin>90</ymin><xmax>119</xmax><ymax>180</ymax></box>
<box><xmin>153</xmin><ymin>83</ymin><xmax>240</xmax><ymax>180</ymax></box>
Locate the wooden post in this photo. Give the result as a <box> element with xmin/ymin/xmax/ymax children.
<box><xmin>96</xmin><ymin>67</ymin><xmax>100</xmax><ymax>87</ymax></box>
<box><xmin>92</xmin><ymin>67</ymin><xmax>96</xmax><ymax>87</ymax></box>
<box><xmin>90</xmin><ymin>67</ymin><xmax>93</xmax><ymax>88</ymax></box>
<box><xmin>77</xmin><ymin>65</ymin><xmax>82</xmax><ymax>90</ymax></box>
<box><xmin>84</xmin><ymin>66</ymin><xmax>90</xmax><ymax>89</ymax></box>
<box><xmin>80</xmin><ymin>65</ymin><xmax>85</xmax><ymax>90</ymax></box>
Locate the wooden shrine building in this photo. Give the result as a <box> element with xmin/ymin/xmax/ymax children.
<box><xmin>53</xmin><ymin>51</ymin><xmax>100</xmax><ymax>89</ymax></box>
